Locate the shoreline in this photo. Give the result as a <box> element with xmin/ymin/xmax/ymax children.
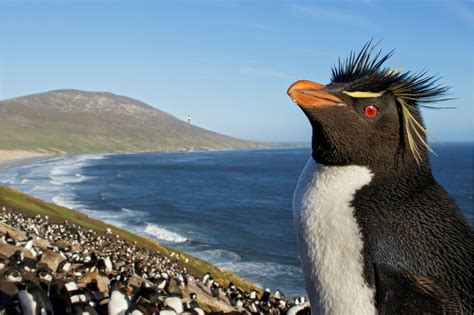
<box><xmin>0</xmin><ymin>150</ymin><xmax>58</xmax><ymax>172</ymax></box>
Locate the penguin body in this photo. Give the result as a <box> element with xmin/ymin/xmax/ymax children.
<box><xmin>17</xmin><ymin>280</ymin><xmax>53</xmax><ymax>315</ymax></box>
<box><xmin>210</xmin><ymin>282</ymin><xmax>220</xmax><ymax>299</ymax></box>
<box><xmin>108</xmin><ymin>290</ymin><xmax>130</xmax><ymax>315</ymax></box>
<box><xmin>72</xmin><ymin>303</ymin><xmax>99</xmax><ymax>315</ymax></box>
<box><xmin>288</xmin><ymin>43</ymin><xmax>474</xmax><ymax>314</ymax></box>
<box><xmin>354</xmin><ymin>169</ymin><xmax>472</xmax><ymax>313</ymax></box>
<box><xmin>163</xmin><ymin>296</ymin><xmax>183</xmax><ymax>314</ymax></box>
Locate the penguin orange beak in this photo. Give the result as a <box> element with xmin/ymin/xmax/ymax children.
<box><xmin>287</xmin><ymin>80</ymin><xmax>343</xmax><ymax>107</ymax></box>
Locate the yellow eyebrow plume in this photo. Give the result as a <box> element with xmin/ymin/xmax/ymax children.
<box><xmin>343</xmin><ymin>91</ymin><xmax>385</xmax><ymax>98</ymax></box>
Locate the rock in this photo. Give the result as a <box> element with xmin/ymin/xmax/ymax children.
<box><xmin>78</xmin><ymin>272</ymin><xmax>109</xmax><ymax>293</ymax></box>
<box><xmin>0</xmin><ymin>221</ymin><xmax>25</xmax><ymax>241</ymax></box>
<box><xmin>33</xmin><ymin>237</ymin><xmax>50</xmax><ymax>250</ymax></box>
<box><xmin>168</xmin><ymin>278</ymin><xmax>184</xmax><ymax>296</ymax></box>
<box><xmin>70</xmin><ymin>244</ymin><xmax>81</xmax><ymax>253</ymax></box>
<box><xmin>0</xmin><ymin>243</ymin><xmax>34</xmax><ymax>259</ymax></box>
<box><xmin>186</xmin><ymin>281</ymin><xmax>237</xmax><ymax>313</ymax></box>
<box><xmin>39</xmin><ymin>249</ymin><xmax>64</xmax><ymax>271</ymax></box>
<box><xmin>127</xmin><ymin>274</ymin><xmax>147</xmax><ymax>288</ymax></box>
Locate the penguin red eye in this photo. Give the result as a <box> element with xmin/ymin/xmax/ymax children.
<box><xmin>364</xmin><ymin>105</ymin><xmax>378</xmax><ymax>118</ymax></box>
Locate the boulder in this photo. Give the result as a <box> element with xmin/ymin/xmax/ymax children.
<box><xmin>0</xmin><ymin>243</ymin><xmax>34</xmax><ymax>259</ymax></box>
<box><xmin>0</xmin><ymin>221</ymin><xmax>25</xmax><ymax>241</ymax></box>
<box><xmin>33</xmin><ymin>237</ymin><xmax>50</xmax><ymax>250</ymax></box>
<box><xmin>78</xmin><ymin>272</ymin><xmax>109</xmax><ymax>293</ymax></box>
<box><xmin>127</xmin><ymin>274</ymin><xmax>147</xmax><ymax>288</ymax></box>
<box><xmin>186</xmin><ymin>281</ymin><xmax>237</xmax><ymax>313</ymax></box>
<box><xmin>39</xmin><ymin>249</ymin><xmax>64</xmax><ymax>271</ymax></box>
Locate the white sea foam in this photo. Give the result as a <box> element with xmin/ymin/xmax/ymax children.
<box><xmin>218</xmin><ymin>261</ymin><xmax>301</xmax><ymax>278</ymax></box>
<box><xmin>0</xmin><ymin>173</ymin><xmax>18</xmax><ymax>185</ymax></box>
<box><xmin>194</xmin><ymin>249</ymin><xmax>242</xmax><ymax>264</ymax></box>
<box><xmin>144</xmin><ymin>223</ymin><xmax>188</xmax><ymax>243</ymax></box>
<box><xmin>52</xmin><ymin>194</ymin><xmax>84</xmax><ymax>210</ymax></box>
<box><xmin>50</xmin><ymin>168</ymin><xmax>91</xmax><ymax>184</ymax></box>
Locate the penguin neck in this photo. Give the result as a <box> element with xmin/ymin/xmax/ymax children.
<box><xmin>313</xmin><ymin>151</ymin><xmax>433</xmax><ymax>184</ymax></box>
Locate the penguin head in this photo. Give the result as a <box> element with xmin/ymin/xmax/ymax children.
<box><xmin>4</xmin><ymin>267</ymin><xmax>23</xmax><ymax>283</ymax></box>
<box><xmin>287</xmin><ymin>42</ymin><xmax>449</xmax><ymax>173</ymax></box>
<box><xmin>37</xmin><ymin>267</ymin><xmax>54</xmax><ymax>282</ymax></box>
<box><xmin>10</xmin><ymin>250</ymin><xmax>24</xmax><ymax>262</ymax></box>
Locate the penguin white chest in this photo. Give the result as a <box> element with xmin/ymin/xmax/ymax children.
<box><xmin>18</xmin><ymin>290</ymin><xmax>37</xmax><ymax>315</ymax></box>
<box><xmin>293</xmin><ymin>158</ymin><xmax>375</xmax><ymax>315</ymax></box>
<box><xmin>108</xmin><ymin>291</ymin><xmax>129</xmax><ymax>315</ymax></box>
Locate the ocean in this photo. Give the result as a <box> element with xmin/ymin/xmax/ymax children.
<box><xmin>0</xmin><ymin>143</ymin><xmax>472</xmax><ymax>297</ymax></box>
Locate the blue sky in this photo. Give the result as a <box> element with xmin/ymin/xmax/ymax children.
<box><xmin>0</xmin><ymin>1</ymin><xmax>472</xmax><ymax>142</ymax></box>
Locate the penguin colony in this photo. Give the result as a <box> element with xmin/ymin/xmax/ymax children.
<box><xmin>0</xmin><ymin>207</ymin><xmax>310</xmax><ymax>315</ymax></box>
<box><xmin>288</xmin><ymin>43</ymin><xmax>473</xmax><ymax>314</ymax></box>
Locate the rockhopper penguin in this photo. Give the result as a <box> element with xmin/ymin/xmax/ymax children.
<box><xmin>287</xmin><ymin>43</ymin><xmax>473</xmax><ymax>314</ymax></box>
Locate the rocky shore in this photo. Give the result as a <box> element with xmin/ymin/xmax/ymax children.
<box><xmin>0</xmin><ymin>206</ymin><xmax>310</xmax><ymax>314</ymax></box>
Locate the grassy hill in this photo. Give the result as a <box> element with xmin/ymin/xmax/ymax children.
<box><xmin>0</xmin><ymin>185</ymin><xmax>259</xmax><ymax>293</ymax></box>
<box><xmin>0</xmin><ymin>89</ymin><xmax>265</xmax><ymax>153</ymax></box>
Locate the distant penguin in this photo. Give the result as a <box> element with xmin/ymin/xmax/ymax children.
<box><xmin>50</xmin><ymin>279</ymin><xmax>74</xmax><ymax>314</ymax></box>
<box><xmin>73</xmin><ymin>303</ymin><xmax>99</xmax><ymax>315</ymax></box>
<box><xmin>210</xmin><ymin>282</ymin><xmax>220</xmax><ymax>299</ymax></box>
<box><xmin>183</xmin><ymin>292</ymin><xmax>205</xmax><ymax>315</ymax></box>
<box><xmin>36</xmin><ymin>267</ymin><xmax>54</xmax><ymax>295</ymax></box>
<box><xmin>260</xmin><ymin>288</ymin><xmax>271</xmax><ymax>303</ymax></box>
<box><xmin>17</xmin><ymin>280</ymin><xmax>53</xmax><ymax>315</ymax></box>
<box><xmin>108</xmin><ymin>279</ymin><xmax>130</xmax><ymax>315</ymax></box>
<box><xmin>288</xmin><ymin>43</ymin><xmax>474</xmax><ymax>314</ymax></box>
<box><xmin>247</xmin><ymin>300</ymin><xmax>259</xmax><ymax>314</ymax></box>
<box><xmin>201</xmin><ymin>273</ymin><xmax>210</xmax><ymax>286</ymax></box>
<box><xmin>128</xmin><ymin>283</ymin><xmax>159</xmax><ymax>315</ymax></box>
<box><xmin>1</xmin><ymin>267</ymin><xmax>23</xmax><ymax>315</ymax></box>
<box><xmin>57</xmin><ymin>259</ymin><xmax>72</xmax><ymax>274</ymax></box>
<box><xmin>164</xmin><ymin>296</ymin><xmax>183</xmax><ymax>314</ymax></box>
<box><xmin>248</xmin><ymin>290</ymin><xmax>257</xmax><ymax>301</ymax></box>
<box><xmin>3</xmin><ymin>266</ymin><xmax>23</xmax><ymax>283</ymax></box>
<box><xmin>8</xmin><ymin>250</ymin><xmax>24</xmax><ymax>267</ymax></box>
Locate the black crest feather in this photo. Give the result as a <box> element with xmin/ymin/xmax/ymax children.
<box><xmin>331</xmin><ymin>41</ymin><xmax>451</xmax><ymax>163</ymax></box>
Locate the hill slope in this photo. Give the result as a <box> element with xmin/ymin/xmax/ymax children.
<box><xmin>0</xmin><ymin>89</ymin><xmax>263</xmax><ymax>153</ymax></box>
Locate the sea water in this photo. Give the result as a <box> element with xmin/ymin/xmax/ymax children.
<box><xmin>1</xmin><ymin>143</ymin><xmax>472</xmax><ymax>297</ymax></box>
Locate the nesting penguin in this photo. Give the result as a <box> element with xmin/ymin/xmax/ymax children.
<box><xmin>288</xmin><ymin>43</ymin><xmax>474</xmax><ymax>314</ymax></box>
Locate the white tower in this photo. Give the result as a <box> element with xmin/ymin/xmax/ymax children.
<box><xmin>187</xmin><ymin>115</ymin><xmax>191</xmax><ymax>124</ymax></box>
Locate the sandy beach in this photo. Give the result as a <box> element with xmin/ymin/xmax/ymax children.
<box><xmin>0</xmin><ymin>150</ymin><xmax>56</xmax><ymax>171</ymax></box>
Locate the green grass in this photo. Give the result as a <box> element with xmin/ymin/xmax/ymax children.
<box><xmin>0</xmin><ymin>185</ymin><xmax>260</xmax><ymax>293</ymax></box>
